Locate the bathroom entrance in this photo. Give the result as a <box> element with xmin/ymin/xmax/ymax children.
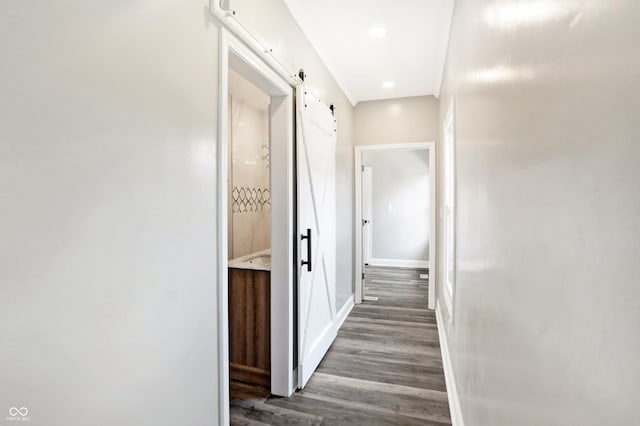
<box><xmin>227</xmin><ymin>69</ymin><xmax>273</xmax><ymax>389</ymax></box>
<box><xmin>217</xmin><ymin>29</ymin><xmax>296</xmax><ymax>425</ymax></box>
<box><xmin>216</xmin><ymin>25</ymin><xmax>339</xmax><ymax>424</ymax></box>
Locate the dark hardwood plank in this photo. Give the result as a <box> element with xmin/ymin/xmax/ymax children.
<box><xmin>316</xmin><ymin>353</ymin><xmax>447</xmax><ymax>392</ymax></box>
<box><xmin>229</xmin><ymin>266</ymin><xmax>451</xmax><ymax>425</ymax></box>
<box><xmin>266</xmin><ymin>393</ymin><xmax>448</xmax><ymax>426</ymax></box>
<box><xmin>301</xmin><ymin>372</ymin><xmax>451</xmax><ymax>424</ymax></box>
<box><xmin>231</xmin><ymin>402</ymin><xmax>322</xmax><ymax>426</ymax></box>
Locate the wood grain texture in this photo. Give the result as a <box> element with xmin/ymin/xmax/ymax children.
<box><xmin>229</xmin><ymin>268</ymin><xmax>271</xmax><ymax>386</ymax></box>
<box><xmin>230</xmin><ymin>266</ymin><xmax>451</xmax><ymax>425</ymax></box>
<box><xmin>230</xmin><ymin>364</ymin><xmax>271</xmax><ymax>387</ymax></box>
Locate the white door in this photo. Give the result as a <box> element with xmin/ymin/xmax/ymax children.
<box><xmin>362</xmin><ymin>166</ymin><xmax>373</xmax><ymax>265</ymax></box>
<box><xmin>296</xmin><ymin>90</ymin><xmax>337</xmax><ymax>388</ymax></box>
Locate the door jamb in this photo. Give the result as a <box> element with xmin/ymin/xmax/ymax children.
<box><xmin>362</xmin><ymin>166</ymin><xmax>373</xmax><ymax>266</ymax></box>
<box><xmin>354</xmin><ymin>142</ymin><xmax>437</xmax><ymax>309</ymax></box>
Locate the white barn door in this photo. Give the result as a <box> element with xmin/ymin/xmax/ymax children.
<box><xmin>296</xmin><ymin>90</ymin><xmax>337</xmax><ymax>388</ymax></box>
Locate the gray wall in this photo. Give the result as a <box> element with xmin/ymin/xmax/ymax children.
<box><xmin>362</xmin><ymin>150</ymin><xmax>429</xmax><ymax>263</ymax></box>
<box><xmin>0</xmin><ymin>1</ymin><xmax>354</xmax><ymax>424</ymax></box>
<box><xmin>0</xmin><ymin>2</ymin><xmax>220</xmax><ymax>425</ymax></box>
<box><xmin>355</xmin><ymin>95</ymin><xmax>439</xmax><ymax>146</ymax></box>
<box><xmin>437</xmin><ymin>1</ymin><xmax>640</xmax><ymax>425</ymax></box>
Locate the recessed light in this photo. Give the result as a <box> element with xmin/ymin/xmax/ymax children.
<box><xmin>382</xmin><ymin>81</ymin><xmax>395</xmax><ymax>88</ymax></box>
<box><xmin>368</xmin><ymin>27</ymin><xmax>387</xmax><ymax>38</ymax></box>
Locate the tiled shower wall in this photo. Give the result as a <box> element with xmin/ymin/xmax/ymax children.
<box><xmin>228</xmin><ymin>94</ymin><xmax>271</xmax><ymax>259</ymax></box>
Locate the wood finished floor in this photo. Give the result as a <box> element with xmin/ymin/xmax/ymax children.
<box><xmin>229</xmin><ymin>266</ymin><xmax>451</xmax><ymax>425</ymax></box>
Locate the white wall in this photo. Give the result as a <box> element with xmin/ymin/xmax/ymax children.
<box><xmin>362</xmin><ymin>150</ymin><xmax>430</xmax><ymax>264</ymax></box>
<box><xmin>437</xmin><ymin>1</ymin><xmax>640</xmax><ymax>425</ymax></box>
<box><xmin>0</xmin><ymin>1</ymin><xmax>355</xmax><ymax>424</ymax></box>
<box><xmin>229</xmin><ymin>71</ymin><xmax>271</xmax><ymax>259</ymax></box>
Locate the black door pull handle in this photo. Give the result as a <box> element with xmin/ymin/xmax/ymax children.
<box><xmin>301</xmin><ymin>228</ymin><xmax>312</xmax><ymax>272</ymax></box>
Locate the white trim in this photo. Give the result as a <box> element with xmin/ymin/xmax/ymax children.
<box><xmin>216</xmin><ymin>30</ymin><xmax>230</xmax><ymax>426</ymax></box>
<box><xmin>429</xmin><ymin>141</ymin><xmax>437</xmax><ymax>309</ymax></box>
<box><xmin>336</xmin><ymin>295</ymin><xmax>355</xmax><ymax>330</ymax></box>
<box><xmin>434</xmin><ymin>0</ymin><xmax>456</xmax><ymax>98</ymax></box>
<box><xmin>369</xmin><ymin>258</ymin><xmax>429</xmax><ymax>269</ymax></box>
<box><xmin>362</xmin><ymin>166</ymin><xmax>373</xmax><ymax>265</ymax></box>
<box><xmin>442</xmin><ymin>98</ymin><xmax>456</xmax><ymax>322</ymax></box>
<box><xmin>210</xmin><ymin>1</ymin><xmax>303</xmax><ymax>88</ymax></box>
<box><xmin>354</xmin><ymin>152</ymin><xmax>363</xmax><ymax>304</ymax></box>
<box><xmin>354</xmin><ymin>142</ymin><xmax>437</xmax><ymax>310</ymax></box>
<box><xmin>436</xmin><ymin>301</ymin><xmax>465</xmax><ymax>426</ymax></box>
<box><xmin>217</xmin><ymin>28</ymin><xmax>297</xmax><ymax>426</ymax></box>
<box><xmin>269</xmin><ymin>80</ymin><xmax>296</xmax><ymax>397</ymax></box>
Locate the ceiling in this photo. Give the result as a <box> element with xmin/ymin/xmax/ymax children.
<box><xmin>283</xmin><ymin>0</ymin><xmax>455</xmax><ymax>105</ymax></box>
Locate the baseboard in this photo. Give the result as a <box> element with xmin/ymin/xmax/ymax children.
<box><xmin>436</xmin><ymin>302</ymin><xmax>465</xmax><ymax>426</ymax></box>
<box><xmin>336</xmin><ymin>295</ymin><xmax>355</xmax><ymax>330</ymax></box>
<box><xmin>369</xmin><ymin>258</ymin><xmax>429</xmax><ymax>269</ymax></box>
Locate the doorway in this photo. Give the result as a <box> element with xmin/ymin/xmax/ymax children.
<box><xmin>217</xmin><ymin>28</ymin><xmax>296</xmax><ymax>426</ymax></box>
<box><xmin>226</xmin><ymin>69</ymin><xmax>272</xmax><ymax>389</ymax></box>
<box><xmin>354</xmin><ymin>143</ymin><xmax>437</xmax><ymax>309</ymax></box>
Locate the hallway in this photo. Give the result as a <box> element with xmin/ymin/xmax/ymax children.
<box><xmin>230</xmin><ymin>266</ymin><xmax>451</xmax><ymax>425</ymax></box>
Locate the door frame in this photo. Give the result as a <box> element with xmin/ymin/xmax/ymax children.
<box><xmin>354</xmin><ymin>142</ymin><xmax>437</xmax><ymax>309</ymax></box>
<box><xmin>217</xmin><ymin>28</ymin><xmax>297</xmax><ymax>426</ymax></box>
<box><xmin>362</xmin><ymin>166</ymin><xmax>373</xmax><ymax>265</ymax></box>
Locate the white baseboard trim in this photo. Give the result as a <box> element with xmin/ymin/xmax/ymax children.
<box><xmin>436</xmin><ymin>302</ymin><xmax>465</xmax><ymax>426</ymax></box>
<box><xmin>336</xmin><ymin>295</ymin><xmax>355</xmax><ymax>330</ymax></box>
<box><xmin>369</xmin><ymin>258</ymin><xmax>429</xmax><ymax>269</ymax></box>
